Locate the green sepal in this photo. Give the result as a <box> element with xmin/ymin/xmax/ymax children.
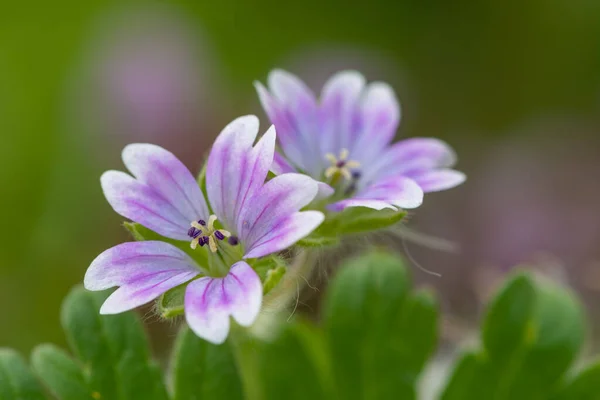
<box><xmin>333</xmin><ymin>206</ymin><xmax>407</xmax><ymax>234</ymax></box>
<box><xmin>263</xmin><ymin>265</ymin><xmax>287</xmax><ymax>295</ymax></box>
<box><xmin>0</xmin><ymin>348</ymin><xmax>46</xmax><ymax>400</ymax></box>
<box><xmin>124</xmin><ymin>222</ymin><xmax>209</xmax><ymax>268</ymax></box>
<box><xmin>157</xmin><ymin>283</ymin><xmax>187</xmax><ymax>318</ymax></box>
<box><xmin>296</xmin><ymin>233</ymin><xmax>339</xmax><ymax>248</ymax></box>
<box><xmin>308</xmin><ymin>207</ymin><xmax>406</xmax><ymax>242</ymax></box>
<box><xmin>252</xmin><ymin>254</ymin><xmax>287</xmax><ymax>281</ymax></box>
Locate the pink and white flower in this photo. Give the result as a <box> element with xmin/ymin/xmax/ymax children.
<box><xmin>84</xmin><ymin>115</ymin><xmax>323</xmax><ymax>344</ymax></box>
<box><xmin>255</xmin><ymin>69</ymin><xmax>465</xmax><ymax>211</ymax></box>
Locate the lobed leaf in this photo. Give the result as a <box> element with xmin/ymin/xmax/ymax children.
<box><xmin>170</xmin><ymin>326</ymin><xmax>244</xmax><ymax>400</ymax></box>
<box><xmin>0</xmin><ymin>348</ymin><xmax>46</xmax><ymax>400</ymax></box>
<box><xmin>31</xmin><ymin>344</ymin><xmax>91</xmax><ymax>400</ymax></box>
<box><xmin>323</xmin><ymin>251</ymin><xmax>436</xmax><ymax>400</ymax></box>
<box><xmin>60</xmin><ymin>286</ymin><xmax>168</xmax><ymax>400</ymax></box>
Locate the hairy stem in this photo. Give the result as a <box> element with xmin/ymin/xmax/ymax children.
<box><xmin>262</xmin><ymin>249</ymin><xmax>318</xmax><ymax>312</ymax></box>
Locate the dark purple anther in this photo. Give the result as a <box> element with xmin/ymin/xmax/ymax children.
<box><xmin>336</xmin><ymin>160</ymin><xmax>346</xmax><ymax>168</ymax></box>
<box><xmin>352</xmin><ymin>170</ymin><xmax>361</xmax><ymax>180</ymax></box>
<box><xmin>228</xmin><ymin>236</ymin><xmax>239</xmax><ymax>246</ymax></box>
<box><xmin>199</xmin><ymin>236</ymin><xmax>209</xmax><ymax>246</ymax></box>
<box><xmin>188</xmin><ymin>227</ymin><xmax>201</xmax><ymax>238</ymax></box>
<box><xmin>198</xmin><ymin>219</ymin><xmax>206</xmax><ymax>226</ymax></box>
<box><xmin>214</xmin><ymin>230</ymin><xmax>225</xmax><ymax>240</ymax></box>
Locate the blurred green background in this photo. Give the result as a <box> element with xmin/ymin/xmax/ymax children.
<box><xmin>1</xmin><ymin>0</ymin><xmax>600</xmax><ymax>357</ymax></box>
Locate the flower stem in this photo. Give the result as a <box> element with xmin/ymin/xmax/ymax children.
<box><xmin>262</xmin><ymin>249</ymin><xmax>317</xmax><ymax>312</ymax></box>
<box><xmin>228</xmin><ymin>325</ymin><xmax>263</xmax><ymax>400</ymax></box>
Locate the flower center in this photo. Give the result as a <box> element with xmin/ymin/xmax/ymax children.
<box><xmin>187</xmin><ymin>215</ymin><xmax>238</xmax><ymax>253</ymax></box>
<box><xmin>325</xmin><ymin>148</ymin><xmax>361</xmax><ymax>185</ymax></box>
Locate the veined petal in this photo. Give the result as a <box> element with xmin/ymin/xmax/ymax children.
<box><xmin>255</xmin><ymin>81</ymin><xmax>307</xmax><ymax>173</ymax></box>
<box><xmin>244</xmin><ymin>211</ymin><xmax>324</xmax><ymax>259</ymax></box>
<box><xmin>122</xmin><ymin>143</ymin><xmax>209</xmax><ymax>223</ymax></box>
<box><xmin>409</xmin><ymin>169</ymin><xmax>466</xmax><ymax>193</ymax></box>
<box><xmin>364</xmin><ymin>137</ymin><xmax>457</xmax><ymax>183</ymax></box>
<box><xmin>84</xmin><ymin>241</ymin><xmax>202</xmax><ymax>314</ymax></box>
<box><xmin>237</xmin><ymin>173</ymin><xmax>320</xmax><ymax>253</ymax></box>
<box><xmin>329</xmin><ymin>176</ymin><xmax>423</xmax><ymax>211</ymax></box>
<box><xmin>206</xmin><ymin>116</ymin><xmax>275</xmax><ymax>232</ymax></box>
<box><xmin>185</xmin><ymin>262</ymin><xmax>262</xmax><ymax>344</ymax></box>
<box><xmin>319</xmin><ymin>70</ymin><xmax>365</xmax><ymax>156</ymax></box>
<box><xmin>101</xmin><ymin>170</ymin><xmax>190</xmax><ymax>240</ymax></box>
<box><xmin>351</xmin><ymin>82</ymin><xmax>400</xmax><ymax>165</ymax></box>
<box><xmin>271</xmin><ymin>152</ymin><xmax>297</xmax><ymax>175</ymax></box>
<box><xmin>259</xmin><ymin>70</ymin><xmax>322</xmax><ymax>177</ymax></box>
<box><xmin>316</xmin><ymin>181</ymin><xmax>335</xmax><ymax>201</ymax></box>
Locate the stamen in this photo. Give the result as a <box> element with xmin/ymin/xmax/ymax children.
<box><xmin>325</xmin><ymin>148</ymin><xmax>360</xmax><ymax>184</ymax></box>
<box><xmin>188</xmin><ymin>215</ymin><xmax>236</xmax><ymax>253</ymax></box>
<box><xmin>339</xmin><ymin>148</ymin><xmax>349</xmax><ymax>160</ymax></box>
<box><xmin>208</xmin><ymin>215</ymin><xmax>217</xmax><ymax>230</ymax></box>
<box><xmin>208</xmin><ymin>236</ymin><xmax>218</xmax><ymax>253</ymax></box>
<box><xmin>228</xmin><ymin>236</ymin><xmax>239</xmax><ymax>246</ymax></box>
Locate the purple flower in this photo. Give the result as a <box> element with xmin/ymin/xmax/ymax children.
<box><xmin>84</xmin><ymin>115</ymin><xmax>324</xmax><ymax>344</ymax></box>
<box><xmin>255</xmin><ymin>70</ymin><xmax>465</xmax><ymax>211</ymax></box>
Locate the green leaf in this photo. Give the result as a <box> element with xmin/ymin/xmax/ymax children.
<box><xmin>507</xmin><ymin>280</ymin><xmax>586</xmax><ymax>397</ymax></box>
<box><xmin>258</xmin><ymin>321</ymin><xmax>332</xmax><ymax>400</ymax></box>
<box><xmin>158</xmin><ymin>283</ymin><xmax>187</xmax><ymax>318</ymax></box>
<box><xmin>442</xmin><ymin>272</ymin><xmax>588</xmax><ymax>400</ymax></box>
<box><xmin>123</xmin><ymin>222</ymin><xmax>208</xmax><ymax>267</ymax></box>
<box><xmin>441</xmin><ymin>352</ymin><xmax>492</xmax><ymax>400</ymax></box>
<box><xmin>482</xmin><ymin>273</ymin><xmax>536</xmax><ymax>363</ymax></box>
<box><xmin>0</xmin><ymin>348</ymin><xmax>46</xmax><ymax>400</ymax></box>
<box><xmin>324</xmin><ymin>251</ymin><xmax>431</xmax><ymax>400</ymax></box>
<box><xmin>332</xmin><ymin>207</ymin><xmax>407</xmax><ymax>235</ymax></box>
<box><xmin>60</xmin><ymin>286</ymin><xmax>168</xmax><ymax>400</ymax></box>
<box><xmin>398</xmin><ymin>288</ymin><xmax>439</xmax><ymax>374</ymax></box>
<box><xmin>170</xmin><ymin>326</ymin><xmax>243</xmax><ymax>400</ymax></box>
<box><xmin>553</xmin><ymin>360</ymin><xmax>600</xmax><ymax>400</ymax></box>
<box><xmin>31</xmin><ymin>344</ymin><xmax>91</xmax><ymax>400</ymax></box>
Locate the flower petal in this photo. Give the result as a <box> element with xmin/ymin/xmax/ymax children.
<box><xmin>271</xmin><ymin>152</ymin><xmax>297</xmax><ymax>175</ymax></box>
<box><xmin>244</xmin><ymin>211</ymin><xmax>324</xmax><ymax>259</ymax></box>
<box><xmin>185</xmin><ymin>261</ymin><xmax>262</xmax><ymax>344</ymax></box>
<box><xmin>206</xmin><ymin>116</ymin><xmax>275</xmax><ymax>232</ymax></box>
<box><xmin>122</xmin><ymin>143</ymin><xmax>209</xmax><ymax>223</ymax></box>
<box><xmin>329</xmin><ymin>176</ymin><xmax>423</xmax><ymax>211</ymax></box>
<box><xmin>257</xmin><ymin>71</ymin><xmax>322</xmax><ymax>177</ymax></box>
<box><xmin>316</xmin><ymin>181</ymin><xmax>335</xmax><ymax>201</ymax></box>
<box><xmin>351</xmin><ymin>82</ymin><xmax>400</xmax><ymax>165</ymax></box>
<box><xmin>101</xmin><ymin>170</ymin><xmax>190</xmax><ymax>240</ymax></box>
<box><xmin>237</xmin><ymin>173</ymin><xmax>320</xmax><ymax>254</ymax></box>
<box><xmin>409</xmin><ymin>169</ymin><xmax>466</xmax><ymax>192</ymax></box>
<box><xmin>84</xmin><ymin>241</ymin><xmax>202</xmax><ymax>314</ymax></box>
<box><xmin>319</xmin><ymin>70</ymin><xmax>365</xmax><ymax>156</ymax></box>
<box><xmin>364</xmin><ymin>137</ymin><xmax>457</xmax><ymax>183</ymax></box>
